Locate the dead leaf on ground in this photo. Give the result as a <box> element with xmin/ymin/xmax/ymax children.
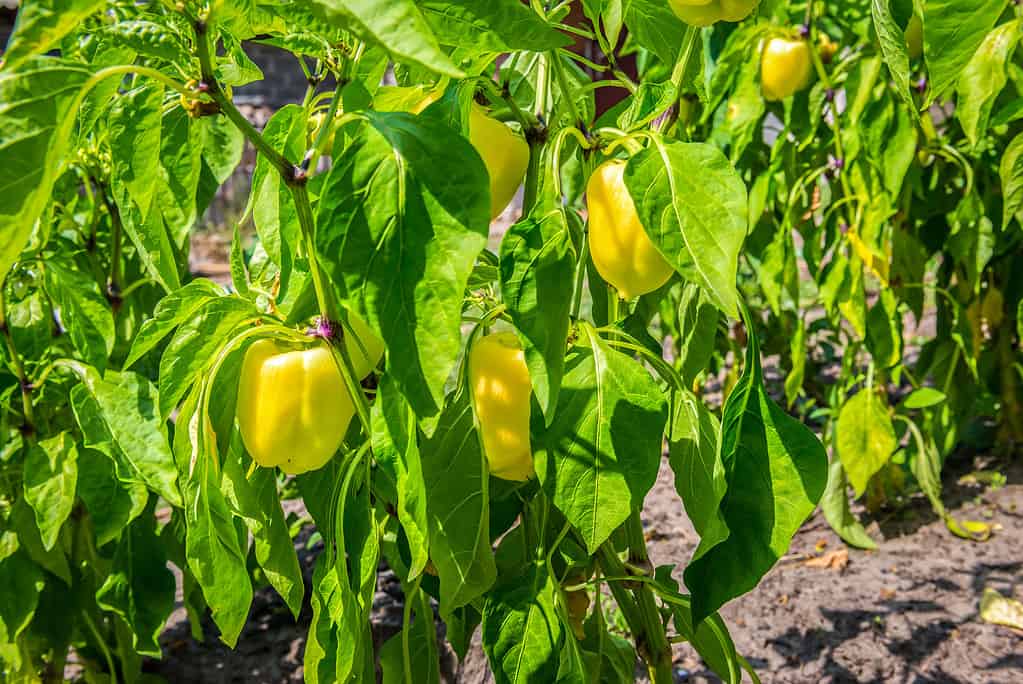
<box><xmin>979</xmin><ymin>588</ymin><xmax>1023</xmax><ymax>631</ymax></box>
<box><xmin>803</xmin><ymin>548</ymin><xmax>849</xmax><ymax>570</ymax></box>
<box><xmin>880</xmin><ymin>587</ymin><xmax>897</xmax><ymax>600</ymax></box>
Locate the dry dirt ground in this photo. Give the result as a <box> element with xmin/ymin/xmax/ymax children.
<box><xmin>144</xmin><ymin>451</ymin><xmax>1023</xmax><ymax>684</ymax></box>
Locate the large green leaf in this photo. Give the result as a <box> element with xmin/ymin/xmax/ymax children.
<box><xmin>625</xmin><ymin>140</ymin><xmax>748</xmax><ymax>318</ymax></box>
<box><xmin>871</xmin><ymin>0</ymin><xmax>915</xmax><ymax>111</ymax></box>
<box><xmin>835</xmin><ymin>388</ymin><xmax>897</xmax><ymax>497</ymax></box>
<box><xmin>223</xmin><ymin>431</ymin><xmax>304</xmax><ymax>619</ymax></box>
<box><xmin>685</xmin><ymin>308</ymin><xmax>827</xmax><ymax>624</ymax></box>
<box><xmin>0</xmin><ymin>550</ymin><xmax>44</xmax><ymax>646</ymax></box>
<box><xmin>0</xmin><ymin>57</ymin><xmax>93</xmax><ymax>284</ymax></box>
<box><xmin>535</xmin><ymin>326</ymin><xmax>668</xmax><ymax>553</ymax></box>
<box><xmin>76</xmin><ymin>447</ymin><xmax>148</xmax><ymax>547</ymax></box>
<box><xmin>482</xmin><ymin>564</ymin><xmax>563</xmax><ymax>684</ymax></box>
<box><xmin>172</xmin><ymin>386</ymin><xmax>251</xmax><ymax>647</ymax></box>
<box><xmin>499</xmin><ymin>209</ymin><xmax>576</xmax><ymax>422</ymax></box>
<box><xmin>676</xmin><ymin>283</ymin><xmax>719</xmax><ymax>386</ymax></box>
<box><xmin>316</xmin><ymin>112</ymin><xmax>489</xmax><ymax>419</ymax></box>
<box><xmin>923</xmin><ymin>0</ymin><xmax>1009</xmax><ymax>107</ymax></box>
<box><xmin>668</xmin><ymin>390</ymin><xmax>726</xmax><ymax>544</ymax></box>
<box><xmin>957</xmin><ymin>19</ymin><xmax>1021</xmax><ymax>147</ymax></box>
<box><xmin>420</xmin><ymin>389</ymin><xmax>497</xmax><ymax>613</ymax></box>
<box><xmin>124</xmin><ymin>279</ymin><xmax>225</xmax><ymax>369</ymax></box>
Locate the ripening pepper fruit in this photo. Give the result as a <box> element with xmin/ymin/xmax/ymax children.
<box><xmin>564</xmin><ymin>588</ymin><xmax>590</xmax><ymax>640</ymax></box>
<box><xmin>468</xmin><ymin>332</ymin><xmax>534</xmax><ymax>481</ymax></box>
<box><xmin>468</xmin><ymin>104</ymin><xmax>530</xmax><ymax>219</ymax></box>
<box><xmin>237</xmin><ymin>340</ymin><xmax>355</xmax><ymax>475</ymax></box>
<box><xmin>760</xmin><ymin>36</ymin><xmax>814</xmax><ymax>101</ymax></box>
<box><xmin>586</xmin><ymin>159</ymin><xmax>674</xmax><ymax>300</ymax></box>
<box><xmin>668</xmin><ymin>0</ymin><xmax>759</xmax><ymax>26</ymax></box>
<box><xmin>905</xmin><ymin>13</ymin><xmax>923</xmax><ymax>59</ymax></box>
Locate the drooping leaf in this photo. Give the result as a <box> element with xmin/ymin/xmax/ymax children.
<box><xmin>0</xmin><ymin>57</ymin><xmax>93</xmax><ymax>284</ymax></box>
<box><xmin>922</xmin><ymin>0</ymin><xmax>1008</xmax><ymax>107</ymax></box>
<box><xmin>1</xmin><ymin>0</ymin><xmax>105</xmax><ymax>71</ymax></box>
<box><xmin>44</xmin><ymin>260</ymin><xmax>115</xmax><ymax>371</ymax></box>
<box><xmin>124</xmin><ymin>279</ymin><xmax>225</xmax><ymax>369</ymax></box>
<box><xmin>420</xmin><ymin>388</ymin><xmax>497</xmax><ymax>613</ymax></box>
<box><xmin>316</xmin><ymin>112</ymin><xmax>489</xmax><ymax>420</ymax></box>
<box><xmin>420</xmin><ymin>0</ymin><xmax>570</xmax><ymax>53</ymax></box>
<box><xmin>685</xmin><ymin>306</ymin><xmax>828</xmax><ymax>624</ymax></box>
<box><xmin>668</xmin><ymin>390</ymin><xmax>726</xmax><ymax>544</ymax></box>
<box><xmin>820</xmin><ymin>459</ymin><xmax>878</xmax><ymax>550</ymax></box>
<box><xmin>499</xmin><ymin>209</ymin><xmax>576</xmax><ymax>422</ymax></box>
<box><xmin>957</xmin><ymin>20</ymin><xmax>1021</xmax><ymax>147</ymax></box>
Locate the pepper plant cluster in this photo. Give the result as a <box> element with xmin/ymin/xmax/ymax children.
<box><xmin>0</xmin><ymin>1</ymin><xmax>1018</xmax><ymax>683</ymax></box>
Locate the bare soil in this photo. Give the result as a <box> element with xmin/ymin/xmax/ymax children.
<box><xmin>143</xmin><ymin>450</ymin><xmax>1022</xmax><ymax>684</ymax></box>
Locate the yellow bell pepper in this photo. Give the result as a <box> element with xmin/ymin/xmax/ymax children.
<box><xmin>237</xmin><ymin>340</ymin><xmax>355</xmax><ymax>474</ymax></box>
<box><xmin>586</xmin><ymin>160</ymin><xmax>674</xmax><ymax>300</ymax></box>
<box><xmin>469</xmin><ymin>332</ymin><xmax>534</xmax><ymax>481</ymax></box>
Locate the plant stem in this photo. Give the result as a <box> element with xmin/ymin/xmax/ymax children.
<box><xmin>0</xmin><ymin>286</ymin><xmax>35</xmax><ymax>443</ymax></box>
<box><xmin>402</xmin><ymin>573</ymin><xmax>423</xmax><ymax>684</ymax></box>
<box><xmin>194</xmin><ymin>20</ymin><xmax>293</xmax><ymax>178</ymax></box>
<box><xmin>97</xmin><ymin>185</ymin><xmax>123</xmax><ymax>306</ymax></box>
<box><xmin>597</xmin><ymin>544</ymin><xmax>674</xmax><ymax>683</ymax></box>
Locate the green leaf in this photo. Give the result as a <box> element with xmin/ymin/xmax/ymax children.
<box><xmin>199</xmin><ymin>113</ymin><xmax>246</xmax><ymax>184</ymax></box>
<box><xmin>668</xmin><ymin>390</ymin><xmax>726</xmax><ymax>544</ymax></box>
<box><xmin>999</xmin><ymin>131</ymin><xmax>1023</xmax><ymax>230</ymax></box>
<box><xmin>820</xmin><ymin>459</ymin><xmax>878</xmax><ymax>550</ymax></box>
<box><xmin>624</xmin><ymin>0</ymin><xmax>686</xmax><ymax>66</ymax></box>
<box><xmin>248</xmin><ymin>104</ymin><xmax>304</xmax><ymax>281</ymax></box>
<box><xmin>306</xmin><ymin>0</ymin><xmax>463</xmax><ymax>77</ymax></box>
<box><xmin>900</xmin><ymin>387</ymin><xmax>947</xmax><ymax>409</ymax></box>
<box><xmin>44</xmin><ymin>260</ymin><xmax>115</xmax><ymax>371</ymax></box>
<box><xmin>499</xmin><ymin>209</ymin><xmax>576</xmax><ymax>423</ymax></box>
<box><xmin>922</xmin><ymin>0</ymin><xmax>1009</xmax><ymax>107</ymax></box>
<box><xmin>98</xmin><ymin>19</ymin><xmax>193</xmax><ymax>65</ymax></box>
<box><xmin>784</xmin><ymin>318</ymin><xmax>806</xmax><ymax>408</ymax></box>
<box><xmin>685</xmin><ymin>307</ymin><xmax>828</xmax><ymax>624</ymax></box>
<box><xmin>420</xmin><ymin>389</ymin><xmax>496</xmax><ymax>614</ymax></box>
<box><xmin>23</xmin><ymin>432</ymin><xmax>77</xmax><ymax>551</ymax></box>
<box><xmin>957</xmin><ymin>20</ymin><xmax>1021</xmax><ymax>147</ymax></box>
<box><xmin>9</xmin><ymin>499</ymin><xmax>71</xmax><ymax>585</ymax></box>
<box><xmin>1</xmin><ymin>0</ymin><xmax>105</xmax><ymax>71</ymax></box>
<box><xmin>866</xmin><ymin>289</ymin><xmax>903</xmax><ymax>368</ymax></box>
<box><xmin>110</xmin><ymin>83</ymin><xmax>184</xmax><ymax>292</ymax></box>
<box><xmin>835</xmin><ymin>388</ymin><xmax>898</xmax><ymax>497</ymax></box>
<box><xmin>157</xmin><ymin>297</ymin><xmax>261</xmax><ymax>419</ymax></box>
<box><xmin>172</xmin><ymin>386</ymin><xmax>252</xmax><ymax>648</ymax></box>
<box><xmin>0</xmin><ymin>57</ymin><xmax>93</xmax><ymax>285</ymax></box>
<box><xmin>371</xmin><ymin>373</ymin><xmax>430</xmax><ymax>579</ymax></box>
<box><xmin>95</xmin><ymin>504</ymin><xmax>176</xmax><ymax>657</ymax></box>
<box><xmin>420</xmin><ymin>0</ymin><xmax>571</xmax><ymax>52</ymax></box>
<box><xmin>625</xmin><ymin>140</ymin><xmax>748</xmax><ymax>318</ymax></box>
<box><xmin>482</xmin><ymin>564</ymin><xmax>563</xmax><ymax>684</ymax></box>
<box><xmin>223</xmin><ymin>430</ymin><xmax>304</xmax><ymax>618</ymax></box>
<box><xmin>535</xmin><ymin>326</ymin><xmax>668</xmax><ymax>553</ymax></box>
<box><xmin>158</xmin><ymin>106</ymin><xmax>204</xmax><ymax>247</ymax></box>
<box><xmin>0</xmin><ymin>550</ymin><xmax>44</xmax><ymax>645</ymax></box>
<box><xmin>70</xmin><ymin>365</ymin><xmax>182</xmax><ymax>507</ymax></box>
<box><xmin>124</xmin><ymin>279</ymin><xmax>225</xmax><ymax>369</ymax></box>
<box><xmin>76</xmin><ymin>447</ymin><xmax>148</xmax><ymax>547</ymax></box>
<box><xmin>871</xmin><ymin>0</ymin><xmax>916</xmax><ymax>111</ymax></box>
<box><xmin>676</xmin><ymin>283</ymin><xmax>719</xmax><ymax>386</ymax></box>
<box><xmin>316</xmin><ymin>112</ymin><xmax>489</xmax><ymax>419</ymax></box>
